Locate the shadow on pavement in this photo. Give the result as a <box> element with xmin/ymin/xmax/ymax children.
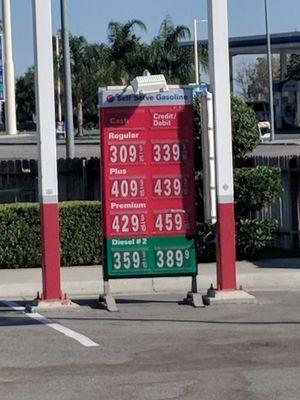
<box><xmin>253</xmin><ymin>258</ymin><xmax>300</xmax><ymax>269</ymax></box>
<box><xmin>48</xmin><ymin>316</ymin><xmax>300</xmax><ymax>326</ymax></box>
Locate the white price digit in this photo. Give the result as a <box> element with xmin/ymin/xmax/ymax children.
<box><xmin>175</xmin><ymin>250</ymin><xmax>183</xmax><ymax>267</ymax></box>
<box><xmin>113</xmin><ymin>252</ymin><xmax>121</xmax><ymax>269</ymax></box>
<box><xmin>129</xmin><ymin>145</ymin><xmax>137</xmax><ymax>162</ymax></box>
<box><xmin>155</xmin><ymin>214</ymin><xmax>163</xmax><ymax>231</ymax></box>
<box><xmin>121</xmin><ymin>215</ymin><xmax>129</xmax><ymax>232</ymax></box>
<box><xmin>165</xmin><ymin>214</ymin><xmax>173</xmax><ymax>231</ymax></box>
<box><xmin>166</xmin><ymin>250</ymin><xmax>174</xmax><ymax>268</ymax></box>
<box><xmin>154</xmin><ymin>179</ymin><xmax>162</xmax><ymax>196</ymax></box>
<box><xmin>130</xmin><ymin>180</ymin><xmax>138</xmax><ymax>197</ymax></box>
<box><xmin>163</xmin><ymin>144</ymin><xmax>171</xmax><ymax>161</ymax></box>
<box><xmin>123</xmin><ymin>252</ymin><xmax>130</xmax><ymax>269</ymax></box>
<box><xmin>119</xmin><ymin>145</ymin><xmax>127</xmax><ymax>163</ymax></box>
<box><xmin>172</xmin><ymin>143</ymin><xmax>180</xmax><ymax>161</ymax></box>
<box><xmin>164</xmin><ymin>179</ymin><xmax>171</xmax><ymax>196</ymax></box>
<box><xmin>112</xmin><ymin>216</ymin><xmax>120</xmax><ymax>232</ymax></box>
<box><xmin>153</xmin><ymin>144</ymin><xmax>161</xmax><ymax>162</ymax></box>
<box><xmin>156</xmin><ymin>250</ymin><xmax>164</xmax><ymax>268</ymax></box>
<box><xmin>110</xmin><ymin>145</ymin><xmax>118</xmax><ymax>163</ymax></box>
<box><xmin>173</xmin><ymin>178</ymin><xmax>181</xmax><ymax>196</ymax></box>
<box><xmin>111</xmin><ymin>180</ymin><xmax>119</xmax><ymax>197</ymax></box>
<box><xmin>120</xmin><ymin>180</ymin><xmax>128</xmax><ymax>197</ymax></box>
<box><xmin>175</xmin><ymin>213</ymin><xmax>183</xmax><ymax>231</ymax></box>
<box><xmin>131</xmin><ymin>214</ymin><xmax>139</xmax><ymax>232</ymax></box>
<box><xmin>132</xmin><ymin>252</ymin><xmax>140</xmax><ymax>269</ymax></box>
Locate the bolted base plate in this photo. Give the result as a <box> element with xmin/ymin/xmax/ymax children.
<box><xmin>26</xmin><ymin>298</ymin><xmax>79</xmax><ymax>313</ymax></box>
<box><xmin>202</xmin><ymin>289</ymin><xmax>257</xmax><ymax>306</ymax></box>
<box><xmin>182</xmin><ymin>291</ymin><xmax>204</xmax><ymax>308</ymax></box>
<box><xmin>99</xmin><ymin>294</ymin><xmax>118</xmax><ymax>312</ymax></box>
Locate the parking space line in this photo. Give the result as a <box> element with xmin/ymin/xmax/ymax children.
<box><xmin>1</xmin><ymin>301</ymin><xmax>99</xmax><ymax>348</ymax></box>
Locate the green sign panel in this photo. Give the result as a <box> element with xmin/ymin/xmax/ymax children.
<box><xmin>106</xmin><ymin>236</ymin><xmax>197</xmax><ymax>278</ymax></box>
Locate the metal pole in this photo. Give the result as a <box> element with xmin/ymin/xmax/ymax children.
<box><xmin>264</xmin><ymin>0</ymin><xmax>275</xmax><ymax>141</ymax></box>
<box><xmin>2</xmin><ymin>0</ymin><xmax>17</xmax><ymax>135</ymax></box>
<box><xmin>32</xmin><ymin>0</ymin><xmax>62</xmax><ymax>301</ymax></box>
<box><xmin>207</xmin><ymin>0</ymin><xmax>237</xmax><ymax>291</ymax></box>
<box><xmin>193</xmin><ymin>19</ymin><xmax>199</xmax><ymax>86</ymax></box>
<box><xmin>56</xmin><ymin>34</ymin><xmax>62</xmax><ymax>123</ymax></box>
<box><xmin>60</xmin><ymin>0</ymin><xmax>75</xmax><ymax>158</ymax></box>
<box><xmin>201</xmin><ymin>92</ymin><xmax>217</xmax><ymax>224</ymax></box>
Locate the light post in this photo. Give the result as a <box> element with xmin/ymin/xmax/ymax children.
<box><xmin>193</xmin><ymin>19</ymin><xmax>207</xmax><ymax>86</ymax></box>
<box><xmin>55</xmin><ymin>33</ymin><xmax>62</xmax><ymax>124</ymax></box>
<box><xmin>264</xmin><ymin>0</ymin><xmax>275</xmax><ymax>141</ymax></box>
<box><xmin>2</xmin><ymin>0</ymin><xmax>17</xmax><ymax>135</ymax></box>
<box><xmin>60</xmin><ymin>0</ymin><xmax>75</xmax><ymax>158</ymax></box>
<box><xmin>193</xmin><ymin>19</ymin><xmax>200</xmax><ymax>86</ymax></box>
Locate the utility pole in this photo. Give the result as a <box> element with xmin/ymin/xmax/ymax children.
<box><xmin>264</xmin><ymin>0</ymin><xmax>275</xmax><ymax>141</ymax></box>
<box><xmin>2</xmin><ymin>0</ymin><xmax>17</xmax><ymax>135</ymax></box>
<box><xmin>60</xmin><ymin>0</ymin><xmax>75</xmax><ymax>158</ymax></box>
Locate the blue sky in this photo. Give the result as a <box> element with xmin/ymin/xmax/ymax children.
<box><xmin>5</xmin><ymin>0</ymin><xmax>300</xmax><ymax>77</ymax></box>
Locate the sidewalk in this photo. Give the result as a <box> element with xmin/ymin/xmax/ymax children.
<box><xmin>1</xmin><ymin>258</ymin><xmax>300</xmax><ymax>299</ymax></box>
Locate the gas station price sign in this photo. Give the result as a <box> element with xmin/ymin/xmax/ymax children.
<box><xmin>99</xmin><ymin>87</ymin><xmax>197</xmax><ymax>278</ymax></box>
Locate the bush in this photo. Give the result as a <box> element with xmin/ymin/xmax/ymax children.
<box><xmin>231</xmin><ymin>96</ymin><xmax>259</xmax><ymax>159</ymax></box>
<box><xmin>0</xmin><ymin>204</ymin><xmax>40</xmax><ymax>268</ymax></box>
<box><xmin>60</xmin><ymin>201</ymin><xmax>101</xmax><ymax>266</ymax></box>
<box><xmin>0</xmin><ymin>201</ymin><xmax>101</xmax><ymax>268</ymax></box>
<box><xmin>234</xmin><ymin>166</ymin><xmax>283</xmax><ymax>218</ymax></box>
<box><xmin>236</xmin><ymin>219</ymin><xmax>279</xmax><ymax>259</ymax></box>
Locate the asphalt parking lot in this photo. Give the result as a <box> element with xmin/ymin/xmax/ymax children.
<box><xmin>0</xmin><ymin>291</ymin><xmax>300</xmax><ymax>400</ymax></box>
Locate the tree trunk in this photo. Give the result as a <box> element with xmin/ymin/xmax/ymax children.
<box><xmin>77</xmin><ymin>98</ymin><xmax>83</xmax><ymax>137</ymax></box>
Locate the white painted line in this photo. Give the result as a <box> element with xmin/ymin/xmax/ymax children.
<box><xmin>25</xmin><ymin>312</ymin><xmax>99</xmax><ymax>347</ymax></box>
<box><xmin>1</xmin><ymin>301</ymin><xmax>99</xmax><ymax>348</ymax></box>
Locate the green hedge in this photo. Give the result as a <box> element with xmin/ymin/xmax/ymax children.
<box><xmin>234</xmin><ymin>166</ymin><xmax>283</xmax><ymax>218</ymax></box>
<box><xmin>0</xmin><ymin>201</ymin><xmax>101</xmax><ymax>268</ymax></box>
<box><xmin>0</xmin><ymin>200</ymin><xmax>279</xmax><ymax>269</ymax></box>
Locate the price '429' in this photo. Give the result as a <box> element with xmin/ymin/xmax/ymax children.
<box><xmin>112</xmin><ymin>214</ymin><xmax>146</xmax><ymax>234</ymax></box>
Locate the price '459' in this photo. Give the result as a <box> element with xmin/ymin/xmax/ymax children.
<box><xmin>154</xmin><ymin>212</ymin><xmax>188</xmax><ymax>233</ymax></box>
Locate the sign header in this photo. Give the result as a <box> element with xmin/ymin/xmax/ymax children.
<box><xmin>99</xmin><ymin>87</ymin><xmax>193</xmax><ymax>108</ymax></box>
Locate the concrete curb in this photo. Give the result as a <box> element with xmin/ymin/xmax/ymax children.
<box><xmin>0</xmin><ymin>260</ymin><xmax>300</xmax><ymax>300</ymax></box>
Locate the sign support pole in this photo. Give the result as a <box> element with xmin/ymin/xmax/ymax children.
<box><xmin>207</xmin><ymin>0</ymin><xmax>236</xmax><ymax>291</ymax></box>
<box><xmin>203</xmin><ymin>0</ymin><xmax>256</xmax><ymax>305</ymax></box>
<box><xmin>32</xmin><ymin>0</ymin><xmax>65</xmax><ymax>305</ymax></box>
<box><xmin>2</xmin><ymin>0</ymin><xmax>17</xmax><ymax>135</ymax></box>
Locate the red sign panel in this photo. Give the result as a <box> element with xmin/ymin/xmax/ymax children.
<box><xmin>100</xmin><ymin>89</ymin><xmax>196</xmax><ymax>240</ymax></box>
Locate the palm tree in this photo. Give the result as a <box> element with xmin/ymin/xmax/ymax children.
<box><xmin>147</xmin><ymin>16</ymin><xmax>204</xmax><ymax>84</ymax></box>
<box><xmin>107</xmin><ymin>19</ymin><xmax>147</xmax><ymax>84</ymax></box>
<box><xmin>68</xmin><ymin>35</ymin><xmax>111</xmax><ymax>135</ymax></box>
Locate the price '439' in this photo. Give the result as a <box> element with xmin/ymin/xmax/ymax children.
<box><xmin>153</xmin><ymin>176</ymin><xmax>189</xmax><ymax>198</ymax></box>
